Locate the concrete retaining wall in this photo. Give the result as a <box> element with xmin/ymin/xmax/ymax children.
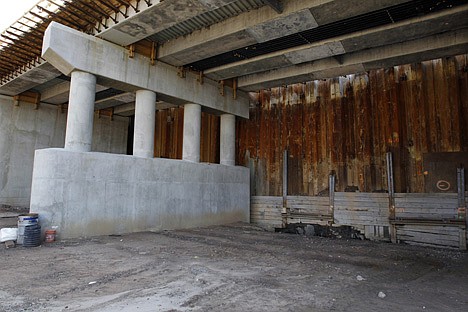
<box><xmin>30</xmin><ymin>148</ymin><xmax>250</xmax><ymax>238</ymax></box>
<box><xmin>0</xmin><ymin>95</ymin><xmax>128</xmax><ymax>207</ymax></box>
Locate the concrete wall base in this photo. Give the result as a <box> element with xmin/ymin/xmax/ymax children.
<box><xmin>0</xmin><ymin>97</ymin><xmax>128</xmax><ymax>207</ymax></box>
<box><xmin>30</xmin><ymin>148</ymin><xmax>250</xmax><ymax>238</ymax></box>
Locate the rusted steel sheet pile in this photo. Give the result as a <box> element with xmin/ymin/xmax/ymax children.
<box><xmin>237</xmin><ymin>55</ymin><xmax>468</xmax><ymax>196</ymax></box>
<box><xmin>153</xmin><ymin>109</ymin><xmax>220</xmax><ymax>163</ymax></box>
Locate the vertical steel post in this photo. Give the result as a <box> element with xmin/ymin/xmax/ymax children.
<box><xmin>457</xmin><ymin>167</ymin><xmax>467</xmax><ymax>250</ymax></box>
<box><xmin>386</xmin><ymin>152</ymin><xmax>397</xmax><ymax>243</ymax></box>
<box><xmin>457</xmin><ymin>167</ymin><xmax>466</xmax><ymax>220</ymax></box>
<box><xmin>386</xmin><ymin>152</ymin><xmax>395</xmax><ymax>219</ymax></box>
<box><xmin>282</xmin><ymin>150</ymin><xmax>288</xmax><ymax>228</ymax></box>
<box><xmin>329</xmin><ymin>173</ymin><xmax>335</xmax><ymax>225</ymax></box>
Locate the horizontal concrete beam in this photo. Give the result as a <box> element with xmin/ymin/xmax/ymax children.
<box><xmin>113</xmin><ymin>100</ymin><xmax>179</xmax><ymax>117</ymax></box>
<box><xmin>157</xmin><ymin>0</ymin><xmax>408</xmax><ymax>66</ymax></box>
<box><xmin>0</xmin><ymin>61</ymin><xmax>62</xmax><ymax>96</ymax></box>
<box><xmin>95</xmin><ymin>92</ymin><xmax>135</xmax><ymax>110</ymax></box>
<box><xmin>205</xmin><ymin>6</ymin><xmax>468</xmax><ymax>80</ymax></box>
<box><xmin>40</xmin><ymin>81</ymin><xmax>70</xmax><ymax>104</ymax></box>
<box><xmin>40</xmin><ymin>81</ymin><xmax>108</xmax><ymax>105</ymax></box>
<box><xmin>42</xmin><ymin>22</ymin><xmax>249</xmax><ymax>118</ymax></box>
<box><xmin>238</xmin><ymin>29</ymin><xmax>468</xmax><ymax>91</ymax></box>
<box><xmin>158</xmin><ymin>0</ymin><xmax>324</xmax><ymax>65</ymax></box>
<box><xmin>96</xmin><ymin>0</ymin><xmax>247</xmax><ymax>46</ymax></box>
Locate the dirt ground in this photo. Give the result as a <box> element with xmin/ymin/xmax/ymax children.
<box><xmin>0</xmin><ymin>223</ymin><xmax>467</xmax><ymax>312</ymax></box>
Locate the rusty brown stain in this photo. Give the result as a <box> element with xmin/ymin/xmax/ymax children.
<box><xmin>149</xmin><ymin>55</ymin><xmax>468</xmax><ymax>196</ymax></box>
<box><xmin>236</xmin><ymin>54</ymin><xmax>468</xmax><ymax>196</ymax></box>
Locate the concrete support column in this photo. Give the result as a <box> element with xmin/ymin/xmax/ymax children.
<box><xmin>133</xmin><ymin>90</ymin><xmax>156</xmax><ymax>158</ymax></box>
<box><xmin>182</xmin><ymin>103</ymin><xmax>201</xmax><ymax>163</ymax></box>
<box><xmin>220</xmin><ymin>114</ymin><xmax>236</xmax><ymax>166</ymax></box>
<box><xmin>64</xmin><ymin>71</ymin><xmax>96</xmax><ymax>152</ymax></box>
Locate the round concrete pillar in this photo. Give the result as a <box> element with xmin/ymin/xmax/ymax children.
<box><xmin>133</xmin><ymin>90</ymin><xmax>156</xmax><ymax>158</ymax></box>
<box><xmin>182</xmin><ymin>103</ymin><xmax>201</xmax><ymax>162</ymax></box>
<box><xmin>220</xmin><ymin>114</ymin><xmax>236</xmax><ymax>166</ymax></box>
<box><xmin>65</xmin><ymin>71</ymin><xmax>96</xmax><ymax>152</ymax></box>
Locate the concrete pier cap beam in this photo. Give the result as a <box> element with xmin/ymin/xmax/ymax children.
<box><xmin>41</xmin><ymin>21</ymin><xmax>250</xmax><ymax>119</ymax></box>
<box><xmin>182</xmin><ymin>103</ymin><xmax>201</xmax><ymax>163</ymax></box>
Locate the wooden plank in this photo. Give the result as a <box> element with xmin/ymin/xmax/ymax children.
<box><xmin>397</xmin><ymin>234</ymin><xmax>460</xmax><ymax>247</ymax></box>
<box><xmin>396</xmin><ymin>224</ymin><xmax>462</xmax><ymax>248</ymax></box>
<box><xmin>397</xmin><ymin>225</ymin><xmax>461</xmax><ymax>235</ymax></box>
<box><xmin>335</xmin><ymin>202</ymin><xmax>389</xmax><ymax>208</ymax></box>
<box><xmin>394</xmin><ymin>193</ymin><xmax>458</xmax><ymax>198</ymax></box>
<box><xmin>397</xmin><ymin>232</ymin><xmax>459</xmax><ymax>244</ymax></box>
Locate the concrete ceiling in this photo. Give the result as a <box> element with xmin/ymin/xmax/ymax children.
<box><xmin>0</xmin><ymin>0</ymin><xmax>467</xmax><ymax>116</ymax></box>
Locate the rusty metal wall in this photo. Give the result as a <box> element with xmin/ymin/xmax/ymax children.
<box><xmin>236</xmin><ymin>55</ymin><xmax>468</xmax><ymax>196</ymax></box>
<box><xmin>154</xmin><ymin>107</ymin><xmax>220</xmax><ymax>163</ymax></box>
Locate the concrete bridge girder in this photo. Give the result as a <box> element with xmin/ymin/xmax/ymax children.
<box><xmin>238</xmin><ymin>29</ymin><xmax>468</xmax><ymax>91</ymax></box>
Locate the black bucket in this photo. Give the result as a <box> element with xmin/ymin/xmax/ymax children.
<box><xmin>22</xmin><ymin>224</ymin><xmax>41</xmax><ymax>247</ymax></box>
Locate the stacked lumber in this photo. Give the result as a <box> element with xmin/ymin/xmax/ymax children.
<box><xmin>286</xmin><ymin>196</ymin><xmax>332</xmax><ymax>225</ymax></box>
<box><xmin>334</xmin><ymin>193</ymin><xmax>389</xmax><ymax>226</ymax></box>
<box><xmin>394</xmin><ymin>193</ymin><xmax>458</xmax><ymax>220</ymax></box>
<box><xmin>250</xmin><ymin>196</ymin><xmax>283</xmax><ymax>229</ymax></box>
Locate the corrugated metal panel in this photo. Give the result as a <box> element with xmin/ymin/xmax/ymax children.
<box><xmin>149</xmin><ymin>0</ymin><xmax>266</xmax><ymax>42</ymax></box>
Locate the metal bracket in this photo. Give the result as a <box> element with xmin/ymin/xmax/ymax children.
<box><xmin>150</xmin><ymin>42</ymin><xmax>157</xmax><ymax>65</ymax></box>
<box><xmin>177</xmin><ymin>67</ymin><xmax>186</xmax><ymax>78</ymax></box>
<box><xmin>219</xmin><ymin>80</ymin><xmax>225</xmax><ymax>96</ymax></box>
<box><xmin>197</xmin><ymin>71</ymin><xmax>204</xmax><ymax>85</ymax></box>
<box><xmin>232</xmin><ymin>78</ymin><xmax>237</xmax><ymax>100</ymax></box>
<box><xmin>33</xmin><ymin>93</ymin><xmax>40</xmax><ymax>110</ymax></box>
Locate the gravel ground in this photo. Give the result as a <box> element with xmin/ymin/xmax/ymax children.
<box><xmin>0</xmin><ymin>223</ymin><xmax>467</xmax><ymax>312</ymax></box>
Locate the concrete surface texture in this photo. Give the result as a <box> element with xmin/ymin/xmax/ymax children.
<box><xmin>29</xmin><ymin>148</ymin><xmax>250</xmax><ymax>239</ymax></box>
<box><xmin>157</xmin><ymin>0</ymin><xmax>464</xmax><ymax>65</ymax></box>
<box><xmin>64</xmin><ymin>71</ymin><xmax>97</xmax><ymax>152</ymax></box>
<box><xmin>238</xmin><ymin>29</ymin><xmax>468</xmax><ymax>91</ymax></box>
<box><xmin>133</xmin><ymin>90</ymin><xmax>156</xmax><ymax>158</ymax></box>
<box><xmin>42</xmin><ymin>22</ymin><xmax>250</xmax><ymax>118</ymax></box>
<box><xmin>220</xmin><ymin>113</ymin><xmax>235</xmax><ymax>166</ymax></box>
<box><xmin>182</xmin><ymin>103</ymin><xmax>202</xmax><ymax>163</ymax></box>
<box><xmin>0</xmin><ymin>96</ymin><xmax>128</xmax><ymax>208</ymax></box>
<box><xmin>0</xmin><ymin>223</ymin><xmax>466</xmax><ymax>311</ymax></box>
<box><xmin>0</xmin><ymin>61</ymin><xmax>62</xmax><ymax>96</ymax></box>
